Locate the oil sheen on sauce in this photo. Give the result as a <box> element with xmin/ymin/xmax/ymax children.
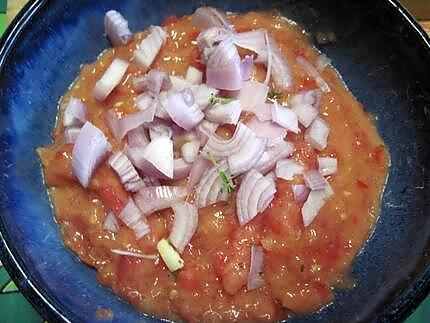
<box><xmin>38</xmin><ymin>12</ymin><xmax>389</xmax><ymax>322</ymax></box>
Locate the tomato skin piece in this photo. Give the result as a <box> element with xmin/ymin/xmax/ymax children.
<box><xmin>356</xmin><ymin>179</ymin><xmax>369</xmax><ymax>189</ymax></box>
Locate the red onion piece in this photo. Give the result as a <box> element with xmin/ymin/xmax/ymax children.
<box><xmin>134</xmin><ymin>93</ymin><xmax>154</xmax><ymax>111</ymax></box>
<box><xmin>271</xmin><ymin>103</ymin><xmax>299</xmax><ymax>133</ymax></box>
<box><xmin>318</xmin><ymin>156</ymin><xmax>338</xmax><ymax>176</ymax></box>
<box><xmin>275</xmin><ymin>159</ymin><xmax>305</xmax><ymax>181</ymax></box>
<box><xmin>133</xmin><ymin>26</ymin><xmax>167</xmax><ymax>68</ymax></box>
<box><xmin>206</xmin><ymin>37</ymin><xmax>242</xmax><ymax>91</ymax></box>
<box><xmin>181</xmin><ymin>140</ymin><xmax>200</xmax><ymax>164</ymax></box>
<box><xmin>196</xmin><ymin>120</ymin><xmax>218</xmax><ymax>146</ymax></box>
<box><xmin>134</xmin><ymin>185</ymin><xmax>187</xmax><ymax>215</ymax></box>
<box><xmin>233</xmin><ymin>29</ymin><xmax>268</xmax><ymax>62</ymax></box>
<box><xmin>302</xmin><ymin>183</ymin><xmax>334</xmax><ymax>226</ymax></box>
<box><xmin>136</xmin><ymin>69</ymin><xmax>172</xmax><ymax>96</ymax></box>
<box><xmin>110</xmin><ymin>249</ymin><xmax>157</xmax><ymax>260</ymax></box>
<box><xmin>174</xmin><ymin>158</ymin><xmax>192</xmax><ymax>180</ymax></box>
<box><xmin>303</xmin><ymin>169</ymin><xmax>328</xmax><ymax>190</ymax></box>
<box><xmin>239</xmin><ymin>81</ymin><xmax>269</xmax><ymax>112</ymax></box>
<box><xmin>296</xmin><ymin>56</ymin><xmax>330</xmax><ymax>93</ymax></box>
<box><xmin>305</xmin><ymin>117</ymin><xmax>330</xmax><ymax>151</ymax></box>
<box><xmin>141</xmin><ymin>136</ymin><xmax>174</xmax><ymax>178</ymax></box>
<box><xmin>169</xmin><ymin>202</ymin><xmax>198</xmax><ymax>253</ymax></box>
<box><xmin>205</xmin><ymin>100</ymin><xmax>242</xmax><ymax>125</ymax></box>
<box><xmin>103</xmin><ymin>211</ymin><xmax>119</xmax><ymax>233</ymax></box>
<box><xmin>292</xmin><ymin>184</ymin><xmax>310</xmax><ymax>203</ymax></box>
<box><xmin>186</xmin><ymin>155</ymin><xmax>212</xmax><ymax>193</ymax></box>
<box><xmin>257</xmin><ymin>175</ymin><xmax>276</xmax><ymax>212</ymax></box>
<box><xmin>63</xmin><ymin>97</ymin><xmax>87</xmax><ymax>127</ymax></box>
<box><xmin>291</xmin><ymin>101</ymin><xmax>319</xmax><ymax>128</ymax></box>
<box><xmin>245</xmin><ymin>117</ymin><xmax>287</xmax><ymax>140</ymax></box>
<box><xmin>240</xmin><ymin>55</ymin><xmax>254</xmax><ymax>81</ymax></box>
<box><xmin>195</xmin><ymin>160</ymin><xmax>228</xmax><ymax>208</ymax></box>
<box><xmin>228</xmin><ymin>136</ymin><xmax>267</xmax><ymax>175</ymax></box>
<box><xmin>185</xmin><ymin>66</ymin><xmax>203</xmax><ymax>85</ymax></box>
<box><xmin>192</xmin><ymin>7</ymin><xmax>233</xmax><ymax>30</ymax></box>
<box><xmin>247</xmin><ymin>246</ymin><xmax>265</xmax><ymax>291</ymax></box>
<box><xmin>93</xmin><ymin>58</ymin><xmax>129</xmax><ymax>101</ymax></box>
<box><xmin>252</xmin><ymin>103</ymin><xmax>273</xmax><ymax>122</ymax></box>
<box><xmin>197</xmin><ymin>26</ymin><xmax>230</xmax><ymax>63</ymax></box>
<box><xmin>165</xmin><ymin>89</ymin><xmax>204</xmax><ymax>131</ymax></box>
<box><xmin>191</xmin><ymin>84</ymin><xmax>219</xmax><ymax>110</ymax></box>
<box><xmin>104</xmin><ymin>10</ymin><xmax>133</xmax><ymax>46</ymax></box>
<box><xmin>104</xmin><ymin>107</ymin><xmax>155</xmax><ymax>140</ymax></box>
<box><xmin>203</xmin><ymin>122</ymin><xmax>252</xmax><ymax>159</ymax></box>
<box><xmin>64</xmin><ymin>127</ymin><xmax>81</xmax><ymax>144</ymax></box>
<box><xmin>268</xmin><ymin>36</ymin><xmax>293</xmax><ymax>90</ymax></box>
<box><xmin>118</xmin><ymin>198</ymin><xmax>150</xmax><ymax>239</ymax></box>
<box><xmin>248</xmin><ymin>174</ymin><xmax>275</xmax><ymax>218</ymax></box>
<box><xmin>316</xmin><ymin>54</ymin><xmax>331</xmax><ymax>71</ymax></box>
<box><xmin>72</xmin><ymin>121</ymin><xmax>111</xmax><ymax>188</ymax></box>
<box><xmin>108</xmin><ymin>151</ymin><xmax>144</xmax><ymax>192</ymax></box>
<box><xmin>264</xmin><ymin>30</ymin><xmax>272</xmax><ymax>85</ymax></box>
<box><xmin>254</xmin><ymin>137</ymin><xmax>294</xmax><ymax>174</ymax></box>
<box><xmin>148</xmin><ymin>122</ymin><xmax>172</xmax><ymax>140</ymax></box>
<box><xmin>236</xmin><ymin>169</ymin><xmax>264</xmax><ymax>226</ymax></box>
<box><xmin>127</xmin><ymin>126</ymin><xmax>149</xmax><ymax>148</ymax></box>
<box><xmin>290</xmin><ymin>89</ymin><xmax>323</xmax><ymax>111</ymax></box>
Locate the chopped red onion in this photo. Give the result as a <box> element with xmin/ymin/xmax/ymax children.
<box><xmin>305</xmin><ymin>117</ymin><xmax>330</xmax><ymax>151</ymax></box>
<box><xmin>63</xmin><ymin>97</ymin><xmax>87</xmax><ymax>127</ymax></box>
<box><xmin>292</xmin><ymin>184</ymin><xmax>310</xmax><ymax>203</ymax></box>
<box><xmin>127</xmin><ymin>126</ymin><xmax>149</xmax><ymax>148</ymax></box>
<box><xmin>296</xmin><ymin>56</ymin><xmax>330</xmax><ymax>93</ymax></box>
<box><xmin>191</xmin><ymin>84</ymin><xmax>219</xmax><ymax>110</ymax></box>
<box><xmin>236</xmin><ymin>169</ymin><xmax>264</xmax><ymax>226</ymax></box>
<box><xmin>133</xmin><ymin>25</ymin><xmax>167</xmax><ymax>68</ymax></box>
<box><xmin>195</xmin><ymin>160</ymin><xmax>229</xmax><ymax>208</ymax></box>
<box><xmin>173</xmin><ymin>158</ymin><xmax>192</xmax><ymax>180</ymax></box>
<box><xmin>93</xmin><ymin>58</ymin><xmax>129</xmax><ymax>101</ymax></box>
<box><xmin>110</xmin><ymin>249</ymin><xmax>157</xmax><ymax>260</ymax></box>
<box><xmin>170</xmin><ymin>75</ymin><xmax>193</xmax><ymax>92</ymax></box>
<box><xmin>245</xmin><ymin>117</ymin><xmax>287</xmax><ymax>140</ymax></box>
<box><xmin>192</xmin><ymin>7</ymin><xmax>233</xmax><ymax>30</ymax></box>
<box><xmin>302</xmin><ymin>183</ymin><xmax>334</xmax><ymax>226</ymax></box>
<box><xmin>252</xmin><ymin>103</ymin><xmax>272</xmax><ymax>122</ymax></box>
<box><xmin>254</xmin><ymin>138</ymin><xmax>294</xmax><ymax>174</ymax></box>
<box><xmin>203</xmin><ymin>122</ymin><xmax>253</xmax><ymax>159</ymax></box>
<box><xmin>186</xmin><ymin>155</ymin><xmax>212</xmax><ymax>192</ymax></box>
<box><xmin>239</xmin><ymin>81</ymin><xmax>269</xmax><ymax>112</ymax></box>
<box><xmin>291</xmin><ymin>101</ymin><xmax>319</xmax><ymax>128</ymax></box>
<box><xmin>181</xmin><ymin>140</ymin><xmax>200</xmax><ymax>164</ymax></box>
<box><xmin>271</xmin><ymin>103</ymin><xmax>299</xmax><ymax>134</ymax></box>
<box><xmin>148</xmin><ymin>122</ymin><xmax>173</xmax><ymax>140</ymax></box>
<box><xmin>104</xmin><ymin>10</ymin><xmax>133</xmax><ymax>46</ymax></box>
<box><xmin>240</xmin><ymin>55</ymin><xmax>254</xmax><ymax>81</ymax></box>
<box><xmin>318</xmin><ymin>156</ymin><xmax>338</xmax><ymax>176</ymax></box>
<box><xmin>197</xmin><ymin>26</ymin><xmax>230</xmax><ymax>63</ymax></box>
<box><xmin>264</xmin><ymin>30</ymin><xmax>272</xmax><ymax>85</ymax></box>
<box><xmin>169</xmin><ymin>202</ymin><xmax>198</xmax><ymax>253</ymax></box>
<box><xmin>72</xmin><ymin>121</ymin><xmax>111</xmax><ymax>188</ymax></box>
<box><xmin>268</xmin><ymin>36</ymin><xmax>293</xmax><ymax>90</ymax></box>
<box><xmin>233</xmin><ymin>29</ymin><xmax>268</xmax><ymax>62</ymax></box>
<box><xmin>135</xmin><ymin>93</ymin><xmax>155</xmax><ymax>111</ymax></box>
<box><xmin>303</xmin><ymin>169</ymin><xmax>327</xmax><ymax>190</ymax></box>
<box><xmin>257</xmin><ymin>175</ymin><xmax>276</xmax><ymax>211</ymax></box>
<box><xmin>64</xmin><ymin>127</ymin><xmax>81</xmax><ymax>144</ymax></box>
<box><xmin>134</xmin><ymin>185</ymin><xmax>187</xmax><ymax>215</ymax></box>
<box><xmin>165</xmin><ymin>89</ymin><xmax>204</xmax><ymax>131</ymax></box>
<box><xmin>196</xmin><ymin>120</ymin><xmax>218</xmax><ymax>146</ymax></box>
<box><xmin>185</xmin><ymin>66</ymin><xmax>203</xmax><ymax>85</ymax></box>
<box><xmin>290</xmin><ymin>89</ymin><xmax>323</xmax><ymax>111</ymax></box>
<box><xmin>136</xmin><ymin>69</ymin><xmax>172</xmax><ymax>96</ymax></box>
<box><xmin>118</xmin><ymin>198</ymin><xmax>150</xmax><ymax>239</ymax></box>
<box><xmin>248</xmin><ymin>174</ymin><xmax>275</xmax><ymax>217</ymax></box>
<box><xmin>103</xmin><ymin>211</ymin><xmax>119</xmax><ymax>233</ymax></box>
<box><xmin>275</xmin><ymin>159</ymin><xmax>305</xmax><ymax>181</ymax></box>
<box><xmin>104</xmin><ymin>107</ymin><xmax>155</xmax><ymax>140</ymax></box>
<box><xmin>228</xmin><ymin>136</ymin><xmax>267</xmax><ymax>175</ymax></box>
<box><xmin>247</xmin><ymin>246</ymin><xmax>265</xmax><ymax>291</ymax></box>
<box><xmin>140</xmin><ymin>136</ymin><xmax>174</xmax><ymax>179</ymax></box>
<box><xmin>206</xmin><ymin>37</ymin><xmax>242</xmax><ymax>91</ymax></box>
<box><xmin>205</xmin><ymin>100</ymin><xmax>242</xmax><ymax>125</ymax></box>
<box><xmin>108</xmin><ymin>151</ymin><xmax>144</xmax><ymax>192</ymax></box>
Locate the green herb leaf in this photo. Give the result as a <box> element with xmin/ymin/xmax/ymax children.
<box><xmin>210</xmin><ymin>95</ymin><xmax>235</xmax><ymax>105</ymax></box>
<box><xmin>268</xmin><ymin>89</ymin><xmax>283</xmax><ymax>102</ymax></box>
<box><xmin>219</xmin><ymin>170</ymin><xmax>236</xmax><ymax>193</ymax></box>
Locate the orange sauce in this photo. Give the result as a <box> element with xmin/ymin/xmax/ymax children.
<box><xmin>37</xmin><ymin>12</ymin><xmax>389</xmax><ymax>322</ymax></box>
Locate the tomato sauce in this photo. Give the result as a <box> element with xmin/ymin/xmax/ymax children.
<box><xmin>37</xmin><ymin>12</ymin><xmax>389</xmax><ymax>322</ymax></box>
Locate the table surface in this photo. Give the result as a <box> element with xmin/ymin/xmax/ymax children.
<box><xmin>0</xmin><ymin>0</ymin><xmax>429</xmax><ymax>322</ymax></box>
